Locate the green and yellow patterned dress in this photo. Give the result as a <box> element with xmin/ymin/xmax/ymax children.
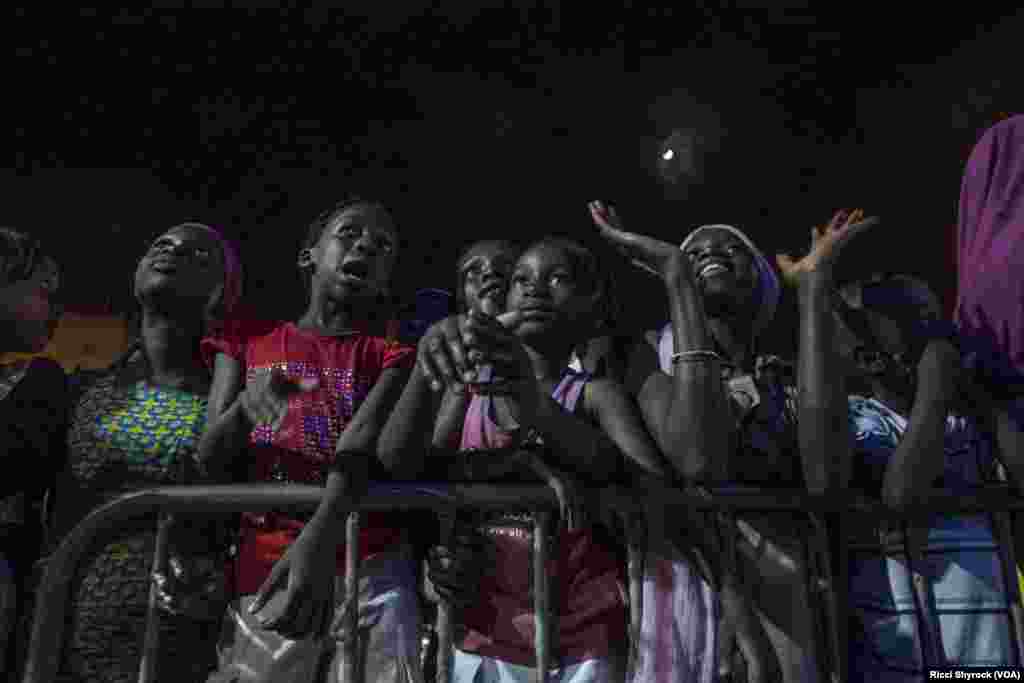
<box><xmin>50</xmin><ymin>350</ymin><xmax>225</xmax><ymax>683</ymax></box>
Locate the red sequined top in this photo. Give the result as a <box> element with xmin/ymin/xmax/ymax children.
<box><xmin>202</xmin><ymin>320</ymin><xmax>415</xmax><ymax>594</ymax></box>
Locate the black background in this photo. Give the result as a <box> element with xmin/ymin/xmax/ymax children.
<box><xmin>5</xmin><ymin>4</ymin><xmax>1023</xmax><ymax>353</ymax></box>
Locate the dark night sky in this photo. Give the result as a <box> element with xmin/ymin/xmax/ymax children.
<box><xmin>5</xmin><ymin>4</ymin><xmax>1023</xmax><ymax>347</ymax></box>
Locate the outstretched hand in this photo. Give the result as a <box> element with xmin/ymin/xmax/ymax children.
<box><xmin>775</xmin><ymin>208</ymin><xmax>880</xmax><ymax>288</ymax></box>
<box><xmin>248</xmin><ymin>526</ymin><xmax>336</xmax><ymax>639</ymax></box>
<box><xmin>588</xmin><ymin>200</ymin><xmax>691</xmax><ymax>281</ymax></box>
<box><xmin>241</xmin><ymin>367</ymin><xmax>319</xmax><ymax>430</ymax></box>
<box><xmin>418</xmin><ymin>314</ymin><xmax>473</xmax><ymax>393</ymax></box>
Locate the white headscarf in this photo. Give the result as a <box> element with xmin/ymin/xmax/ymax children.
<box><xmin>659</xmin><ymin>224</ymin><xmax>781</xmax><ymax>373</ymax></box>
<box><xmin>680</xmin><ymin>224</ymin><xmax>780</xmax><ymax>339</ymax></box>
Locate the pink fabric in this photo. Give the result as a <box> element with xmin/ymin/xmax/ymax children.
<box><xmin>458</xmin><ymin>371</ymin><xmax>586</xmax><ymax>452</ymax></box>
<box><xmin>631</xmin><ymin>546</ymin><xmax>717</xmax><ymax>683</ymax></box>
<box><xmin>955</xmin><ymin>116</ymin><xmax>1024</xmax><ymax>376</ymax></box>
<box><xmin>457</xmin><ymin>370</ymin><xmax>628</xmax><ymax>668</ymax></box>
<box><xmin>640</xmin><ymin>331</ymin><xmax>721</xmax><ymax>683</ymax></box>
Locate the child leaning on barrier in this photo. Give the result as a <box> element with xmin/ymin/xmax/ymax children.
<box><xmin>589</xmin><ymin>203</ymin><xmax>785</xmax><ymax>683</ymax></box>
<box><xmin>384</xmin><ymin>236</ymin><xmax>671</xmax><ymax>682</ymax></box>
<box><xmin>198</xmin><ymin>198</ymin><xmax>424</xmax><ymax>683</ymax></box>
<box><xmin>47</xmin><ymin>223</ymin><xmax>240</xmax><ymax>683</ymax></box>
<box><xmin>831</xmin><ymin>272</ymin><xmax>1018</xmax><ymax>679</ymax></box>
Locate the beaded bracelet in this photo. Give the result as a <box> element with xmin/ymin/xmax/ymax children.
<box><xmin>671</xmin><ymin>350</ymin><xmax>725</xmax><ymax>365</ymax></box>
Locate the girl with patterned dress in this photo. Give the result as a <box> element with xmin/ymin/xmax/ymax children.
<box><xmin>395</xmin><ymin>237</ymin><xmax>670</xmax><ymax>682</ymax></box>
<box><xmin>46</xmin><ymin>222</ymin><xmax>243</xmax><ymax>683</ymax></box>
<box><xmin>0</xmin><ymin>228</ymin><xmax>65</xmax><ymax>677</ymax></box>
<box><xmin>200</xmin><ymin>198</ymin><xmax>422</xmax><ymax>683</ymax></box>
<box><xmin>832</xmin><ymin>274</ymin><xmax>1017</xmax><ymax>679</ymax></box>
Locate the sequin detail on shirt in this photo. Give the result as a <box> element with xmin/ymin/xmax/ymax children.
<box><xmin>246</xmin><ymin>362</ymin><xmax>372</xmax><ymax>462</ymax></box>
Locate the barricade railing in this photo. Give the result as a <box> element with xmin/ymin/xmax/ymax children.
<box><xmin>21</xmin><ymin>482</ymin><xmax>1024</xmax><ymax>683</ymax></box>
<box><xmin>22</xmin><ymin>484</ymin><xmax>558</xmax><ymax>683</ymax></box>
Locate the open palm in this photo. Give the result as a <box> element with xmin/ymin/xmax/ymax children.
<box><xmin>776</xmin><ymin>208</ymin><xmax>880</xmax><ymax>287</ymax></box>
<box><xmin>589</xmin><ymin>200</ymin><xmax>688</xmax><ymax>280</ymax></box>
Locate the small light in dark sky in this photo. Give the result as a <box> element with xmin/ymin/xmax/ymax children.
<box><xmin>657</xmin><ymin>128</ymin><xmax>700</xmax><ymax>186</ymax></box>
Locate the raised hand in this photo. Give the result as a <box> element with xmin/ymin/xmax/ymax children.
<box><xmin>775</xmin><ymin>208</ymin><xmax>880</xmax><ymax>288</ymax></box>
<box><xmin>588</xmin><ymin>200</ymin><xmax>692</xmax><ymax>281</ymax></box>
<box><xmin>240</xmin><ymin>367</ymin><xmax>319</xmax><ymax>430</ymax></box>
<box><xmin>418</xmin><ymin>314</ymin><xmax>475</xmax><ymax>392</ymax></box>
<box><xmin>462</xmin><ymin>309</ymin><xmax>532</xmax><ymax>384</ymax></box>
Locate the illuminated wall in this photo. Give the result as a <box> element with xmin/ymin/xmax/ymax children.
<box><xmin>1</xmin><ymin>313</ymin><xmax>131</xmax><ymax>371</ymax></box>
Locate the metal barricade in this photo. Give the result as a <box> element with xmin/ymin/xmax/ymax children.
<box><xmin>21</xmin><ymin>483</ymin><xmax>1024</xmax><ymax>683</ymax></box>
<box><xmin>22</xmin><ymin>483</ymin><xmax>558</xmax><ymax>683</ymax></box>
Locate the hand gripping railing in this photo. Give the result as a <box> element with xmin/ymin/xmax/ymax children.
<box><xmin>21</xmin><ymin>483</ymin><xmax>1024</xmax><ymax>683</ymax></box>
<box><xmin>21</xmin><ymin>483</ymin><xmax>559</xmax><ymax>683</ymax></box>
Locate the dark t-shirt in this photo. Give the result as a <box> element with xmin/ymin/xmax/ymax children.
<box><xmin>0</xmin><ymin>357</ymin><xmax>67</xmax><ymax>547</ymax></box>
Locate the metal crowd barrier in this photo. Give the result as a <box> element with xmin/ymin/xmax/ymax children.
<box><xmin>21</xmin><ymin>483</ymin><xmax>1024</xmax><ymax>683</ymax></box>
<box><xmin>22</xmin><ymin>483</ymin><xmax>558</xmax><ymax>683</ymax></box>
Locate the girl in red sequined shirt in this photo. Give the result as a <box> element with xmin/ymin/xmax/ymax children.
<box><xmin>200</xmin><ymin>198</ymin><xmax>422</xmax><ymax>683</ymax></box>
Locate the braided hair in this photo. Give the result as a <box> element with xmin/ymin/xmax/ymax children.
<box><xmin>299</xmin><ymin>196</ymin><xmax>394</xmax><ymax>294</ymax></box>
<box><xmin>525</xmin><ymin>236</ymin><xmax>619</xmax><ymax>333</ymax></box>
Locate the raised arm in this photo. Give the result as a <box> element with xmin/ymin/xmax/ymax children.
<box><xmin>587</xmin><ymin>377</ymin><xmax>669</xmax><ymax>480</ymax></box>
<box><xmin>590</xmin><ymin>201</ymin><xmax>731</xmax><ymax>482</ymax></box>
<box><xmin>432</xmin><ymin>385</ymin><xmax>470</xmax><ymax>449</ymax></box>
<box><xmin>376</xmin><ymin>362</ymin><xmax>441</xmax><ymax>469</ymax></box>
<box><xmin>378</xmin><ymin>315</ymin><xmax>476</xmax><ymax>462</ymax></box>
<box><xmin>777</xmin><ymin>209</ymin><xmax>879</xmax><ymax>493</ymax></box>
<box><xmin>197</xmin><ymin>353</ymin><xmax>252</xmax><ymax>481</ymax></box>
<box><xmin>880</xmin><ymin>339</ymin><xmax>960</xmax><ymax>510</ymax></box>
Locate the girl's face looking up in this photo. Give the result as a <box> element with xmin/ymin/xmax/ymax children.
<box><xmin>506</xmin><ymin>242</ymin><xmax>599</xmax><ymax>341</ymax></box>
<box><xmin>302</xmin><ymin>204</ymin><xmax>398</xmax><ymax>302</ymax></box>
<box><xmin>136</xmin><ymin>225</ymin><xmax>226</xmax><ymax>309</ymax></box>
<box><xmin>459</xmin><ymin>240</ymin><xmax>519</xmax><ymax>316</ymax></box>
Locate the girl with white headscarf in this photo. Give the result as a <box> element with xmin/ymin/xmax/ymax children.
<box><xmin>589</xmin><ymin>203</ymin><xmax>785</xmax><ymax>683</ymax></box>
<box><xmin>590</xmin><ymin>202</ymin><xmax>875</xmax><ymax>683</ymax></box>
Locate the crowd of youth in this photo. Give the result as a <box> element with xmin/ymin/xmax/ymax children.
<box><xmin>2</xmin><ymin>115</ymin><xmax>1024</xmax><ymax>683</ymax></box>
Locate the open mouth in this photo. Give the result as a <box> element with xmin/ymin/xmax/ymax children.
<box><xmin>340</xmin><ymin>260</ymin><xmax>371</xmax><ymax>283</ymax></box>
<box><xmin>151</xmin><ymin>259</ymin><xmax>180</xmax><ymax>273</ymax></box>
<box><xmin>698</xmin><ymin>260</ymin><xmax>733</xmax><ymax>280</ymax></box>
